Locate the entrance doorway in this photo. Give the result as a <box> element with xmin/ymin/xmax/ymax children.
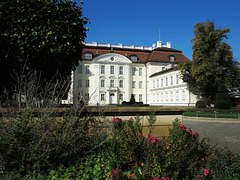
<box><xmin>110</xmin><ymin>93</ymin><xmax>115</xmax><ymax>104</ymax></box>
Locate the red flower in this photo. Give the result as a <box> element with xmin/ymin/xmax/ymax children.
<box><xmin>113</xmin><ymin>117</ymin><xmax>122</xmax><ymax>123</ymax></box>
<box><xmin>187</xmin><ymin>129</ymin><xmax>192</xmax><ymax>135</ymax></box>
<box><xmin>204</xmin><ymin>168</ymin><xmax>210</xmax><ymax>176</ymax></box>
<box><xmin>194</xmin><ymin>132</ymin><xmax>200</xmax><ymax>136</ymax></box>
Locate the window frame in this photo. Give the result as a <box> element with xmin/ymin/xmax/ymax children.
<box><xmin>78</xmin><ymin>65</ymin><xmax>82</xmax><ymax>74</ymax></box>
<box><xmin>84</xmin><ymin>52</ymin><xmax>93</xmax><ymax>59</ymax></box>
<box><xmin>100</xmin><ymin>79</ymin><xmax>105</xmax><ymax>87</ymax></box>
<box><xmin>101</xmin><ymin>65</ymin><xmax>105</xmax><ymax>74</ymax></box>
<box><xmin>86</xmin><ymin>65</ymin><xmax>90</xmax><ymax>74</ymax></box>
<box><xmin>110</xmin><ymin>66</ymin><xmax>114</xmax><ymax>74</ymax></box>
<box><xmin>119</xmin><ymin>66</ymin><xmax>123</xmax><ymax>75</ymax></box>
<box><xmin>86</xmin><ymin>80</ymin><xmax>89</xmax><ymax>87</ymax></box>
<box><xmin>119</xmin><ymin>80</ymin><xmax>123</xmax><ymax>88</ymax></box>
<box><xmin>110</xmin><ymin>79</ymin><xmax>115</xmax><ymax>87</ymax></box>
<box><xmin>130</xmin><ymin>55</ymin><xmax>138</xmax><ymax>61</ymax></box>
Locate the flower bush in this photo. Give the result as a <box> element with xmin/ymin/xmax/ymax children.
<box><xmin>3</xmin><ymin>112</ymin><xmax>240</xmax><ymax>179</ymax></box>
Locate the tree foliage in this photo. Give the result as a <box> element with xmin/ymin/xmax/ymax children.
<box><xmin>0</xmin><ymin>0</ymin><xmax>89</xmax><ymax>94</ymax></box>
<box><xmin>177</xmin><ymin>21</ymin><xmax>240</xmax><ymax>103</ymax></box>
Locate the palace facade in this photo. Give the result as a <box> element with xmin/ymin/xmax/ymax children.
<box><xmin>62</xmin><ymin>41</ymin><xmax>198</xmax><ymax>106</ymax></box>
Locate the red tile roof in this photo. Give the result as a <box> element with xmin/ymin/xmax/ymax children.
<box><xmin>82</xmin><ymin>44</ymin><xmax>190</xmax><ymax>64</ymax></box>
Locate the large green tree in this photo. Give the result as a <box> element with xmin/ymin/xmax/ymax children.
<box><xmin>0</xmin><ymin>0</ymin><xmax>89</xmax><ymax>95</ymax></box>
<box><xmin>177</xmin><ymin>21</ymin><xmax>240</xmax><ymax>104</ymax></box>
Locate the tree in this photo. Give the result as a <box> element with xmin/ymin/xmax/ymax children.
<box><xmin>177</xmin><ymin>21</ymin><xmax>240</xmax><ymax>104</ymax></box>
<box><xmin>0</xmin><ymin>0</ymin><xmax>89</xmax><ymax>95</ymax></box>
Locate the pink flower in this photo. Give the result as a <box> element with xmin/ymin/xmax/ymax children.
<box><xmin>204</xmin><ymin>168</ymin><xmax>210</xmax><ymax>176</ymax></box>
<box><xmin>148</xmin><ymin>134</ymin><xmax>153</xmax><ymax>139</ymax></box>
<box><xmin>113</xmin><ymin>117</ymin><xmax>122</xmax><ymax>123</ymax></box>
<box><xmin>112</xmin><ymin>169</ymin><xmax>118</xmax><ymax>174</ymax></box>
<box><xmin>110</xmin><ymin>173</ymin><xmax>114</xmax><ymax>178</ymax></box>
<box><xmin>196</xmin><ymin>175</ymin><xmax>203</xmax><ymax>179</ymax></box>
<box><xmin>187</xmin><ymin>129</ymin><xmax>192</xmax><ymax>135</ymax></box>
<box><xmin>161</xmin><ymin>177</ymin><xmax>170</xmax><ymax>180</ymax></box>
<box><xmin>155</xmin><ymin>137</ymin><xmax>160</xmax><ymax>142</ymax></box>
<box><xmin>179</xmin><ymin>125</ymin><xmax>186</xmax><ymax>130</ymax></box>
<box><xmin>151</xmin><ymin>139</ymin><xmax>156</xmax><ymax>143</ymax></box>
<box><xmin>194</xmin><ymin>132</ymin><xmax>200</xmax><ymax>136</ymax></box>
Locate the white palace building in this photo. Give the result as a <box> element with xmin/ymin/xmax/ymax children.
<box><xmin>63</xmin><ymin>41</ymin><xmax>199</xmax><ymax>106</ymax></box>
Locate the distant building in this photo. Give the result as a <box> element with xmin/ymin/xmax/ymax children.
<box><xmin>62</xmin><ymin>41</ymin><xmax>198</xmax><ymax>106</ymax></box>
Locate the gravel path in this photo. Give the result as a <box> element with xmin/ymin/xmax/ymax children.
<box><xmin>182</xmin><ymin>118</ymin><xmax>240</xmax><ymax>154</ymax></box>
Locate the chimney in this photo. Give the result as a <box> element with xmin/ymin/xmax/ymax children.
<box><xmin>157</xmin><ymin>41</ymin><xmax>162</xmax><ymax>48</ymax></box>
<box><xmin>167</xmin><ymin>42</ymin><xmax>171</xmax><ymax>48</ymax></box>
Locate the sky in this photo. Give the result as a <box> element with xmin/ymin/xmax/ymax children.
<box><xmin>78</xmin><ymin>0</ymin><xmax>240</xmax><ymax>61</ymax></box>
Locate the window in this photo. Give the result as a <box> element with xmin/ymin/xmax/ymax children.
<box><xmin>176</xmin><ymin>74</ymin><xmax>179</xmax><ymax>84</ymax></box>
<box><xmin>139</xmin><ymin>81</ymin><xmax>142</xmax><ymax>89</ymax></box>
<box><xmin>169</xmin><ymin>55</ymin><xmax>175</xmax><ymax>61</ymax></box>
<box><xmin>182</xmin><ymin>90</ymin><xmax>186</xmax><ymax>101</ymax></box>
<box><xmin>132</xmin><ymin>81</ymin><xmax>136</xmax><ymax>88</ymax></box>
<box><xmin>86</xmin><ymin>65</ymin><xmax>90</xmax><ymax>74</ymax></box>
<box><xmin>132</xmin><ymin>67</ymin><xmax>136</xmax><ymax>76</ymax></box>
<box><xmin>110</xmin><ymin>80</ymin><xmax>114</xmax><ymax>87</ymax></box>
<box><xmin>139</xmin><ymin>94</ymin><xmax>142</xmax><ymax>101</ymax></box>
<box><xmin>78</xmin><ymin>79</ymin><xmax>82</xmax><ymax>87</ymax></box>
<box><xmin>78</xmin><ymin>65</ymin><xmax>82</xmax><ymax>74</ymax></box>
<box><xmin>119</xmin><ymin>66</ymin><xmax>123</xmax><ymax>75</ymax></box>
<box><xmin>166</xmin><ymin>77</ymin><xmax>168</xmax><ymax>86</ymax></box>
<box><xmin>85</xmin><ymin>93</ymin><xmax>89</xmax><ymax>100</ymax></box>
<box><xmin>101</xmin><ymin>94</ymin><xmax>105</xmax><ymax>101</ymax></box>
<box><xmin>101</xmin><ymin>65</ymin><xmax>105</xmax><ymax>74</ymax></box>
<box><xmin>101</xmin><ymin>79</ymin><xmax>105</xmax><ymax>87</ymax></box>
<box><xmin>110</xmin><ymin>66</ymin><xmax>114</xmax><ymax>74</ymax></box>
<box><xmin>170</xmin><ymin>91</ymin><xmax>173</xmax><ymax>101</ymax></box>
<box><xmin>119</xmin><ymin>94</ymin><xmax>123</xmax><ymax>101</ymax></box>
<box><xmin>130</xmin><ymin>55</ymin><xmax>138</xmax><ymax>61</ymax></box>
<box><xmin>86</xmin><ymin>80</ymin><xmax>89</xmax><ymax>87</ymax></box>
<box><xmin>153</xmin><ymin>80</ymin><xmax>155</xmax><ymax>88</ymax></box>
<box><xmin>84</xmin><ymin>52</ymin><xmax>92</xmax><ymax>59</ymax></box>
<box><xmin>119</xmin><ymin>80</ymin><xmax>123</xmax><ymax>88</ymax></box>
<box><xmin>161</xmin><ymin>78</ymin><xmax>163</xmax><ymax>87</ymax></box>
<box><xmin>176</xmin><ymin>90</ymin><xmax>179</xmax><ymax>101</ymax></box>
<box><xmin>139</xmin><ymin>68</ymin><xmax>142</xmax><ymax>76</ymax></box>
<box><xmin>157</xmin><ymin>79</ymin><xmax>159</xmax><ymax>87</ymax></box>
<box><xmin>171</xmin><ymin>76</ymin><xmax>173</xmax><ymax>85</ymax></box>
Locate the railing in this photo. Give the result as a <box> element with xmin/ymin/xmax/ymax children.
<box><xmin>183</xmin><ymin>111</ymin><xmax>240</xmax><ymax>119</ymax></box>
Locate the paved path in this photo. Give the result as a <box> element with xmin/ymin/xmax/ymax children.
<box><xmin>182</xmin><ymin>118</ymin><xmax>240</xmax><ymax>154</ymax></box>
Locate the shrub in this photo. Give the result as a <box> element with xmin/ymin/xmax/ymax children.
<box><xmin>0</xmin><ymin>71</ymin><xmax>111</xmax><ymax>177</ymax></box>
<box><xmin>196</xmin><ymin>100</ymin><xmax>207</xmax><ymax>108</ymax></box>
<box><xmin>129</xmin><ymin>94</ymin><xmax>136</xmax><ymax>104</ymax></box>
<box><xmin>214</xmin><ymin>100</ymin><xmax>232</xmax><ymax>109</ymax></box>
<box><xmin>47</xmin><ymin>116</ymin><xmax>240</xmax><ymax>180</ymax></box>
<box><xmin>214</xmin><ymin>84</ymin><xmax>232</xmax><ymax>109</ymax></box>
<box><xmin>0</xmin><ymin>109</ymin><xmax>110</xmax><ymax>177</ymax></box>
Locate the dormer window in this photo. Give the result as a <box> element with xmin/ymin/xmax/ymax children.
<box><xmin>130</xmin><ymin>55</ymin><xmax>138</xmax><ymax>61</ymax></box>
<box><xmin>84</xmin><ymin>52</ymin><xmax>93</xmax><ymax>59</ymax></box>
<box><xmin>169</xmin><ymin>55</ymin><xmax>175</xmax><ymax>62</ymax></box>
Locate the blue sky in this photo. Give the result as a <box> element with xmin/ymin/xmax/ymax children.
<box><xmin>79</xmin><ymin>0</ymin><xmax>240</xmax><ymax>61</ymax></box>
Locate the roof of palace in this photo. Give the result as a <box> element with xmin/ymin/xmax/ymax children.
<box><xmin>82</xmin><ymin>42</ymin><xmax>190</xmax><ymax>64</ymax></box>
